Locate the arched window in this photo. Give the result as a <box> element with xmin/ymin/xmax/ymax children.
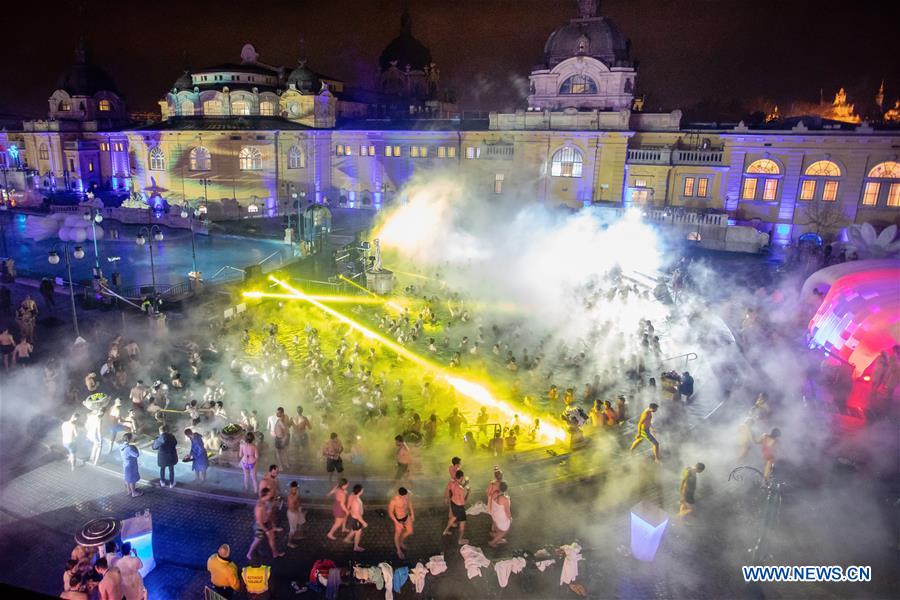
<box><xmin>799</xmin><ymin>160</ymin><xmax>842</xmax><ymax>201</ymax></box>
<box><xmin>60</xmin><ymin>100</ymin><xmax>71</xmax><ymax>111</ymax></box>
<box><xmin>98</xmin><ymin>99</ymin><xmax>111</xmax><ymax>111</ymax></box>
<box><xmin>239</xmin><ymin>146</ymin><xmax>262</xmax><ymax>171</ymax></box>
<box><xmin>189</xmin><ymin>146</ymin><xmax>211</xmax><ymax>171</ymax></box>
<box><xmin>551</xmin><ymin>146</ymin><xmax>583</xmax><ymax>178</ymax></box>
<box><xmin>559</xmin><ymin>75</ymin><xmax>598</xmax><ymax>95</ymax></box>
<box><xmin>861</xmin><ymin>161</ymin><xmax>900</xmax><ymax>208</ymax></box>
<box><xmin>231</xmin><ymin>100</ymin><xmax>251</xmax><ymax>115</ymax></box>
<box><xmin>180</xmin><ymin>101</ymin><xmax>194</xmax><ymax>116</ymax></box>
<box><xmin>288</xmin><ymin>146</ymin><xmax>305</xmax><ymax>169</ymax></box>
<box><xmin>260</xmin><ymin>101</ymin><xmax>275</xmax><ymax>116</ymax></box>
<box><xmin>741</xmin><ymin>158</ymin><xmax>781</xmax><ymax>201</ymax></box>
<box><xmin>148</xmin><ymin>147</ymin><xmax>165</xmax><ymax>171</ymax></box>
<box><xmin>39</xmin><ymin>144</ymin><xmax>49</xmax><ymax>161</ymax></box>
<box><xmin>203</xmin><ymin>99</ymin><xmax>223</xmax><ymax>115</ymax></box>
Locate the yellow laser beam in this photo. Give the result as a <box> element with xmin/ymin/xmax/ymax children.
<box><xmin>392</xmin><ymin>269</ymin><xmax>435</xmax><ymax>282</ymax></box>
<box><xmin>269</xmin><ymin>275</ymin><xmax>568</xmax><ymax>443</ymax></box>
<box><xmin>339</xmin><ymin>274</ymin><xmax>379</xmax><ymax>298</ymax></box>
<box><xmin>242</xmin><ymin>291</ymin><xmax>386</xmax><ymax>304</ymax></box>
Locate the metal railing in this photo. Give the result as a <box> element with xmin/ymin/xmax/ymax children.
<box><xmin>660</xmin><ymin>352</ymin><xmax>698</xmax><ymax>370</ymax></box>
<box><xmin>672</xmin><ymin>149</ymin><xmax>725</xmax><ymax>165</ymax></box>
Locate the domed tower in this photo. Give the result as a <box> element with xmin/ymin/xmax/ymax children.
<box><xmin>528</xmin><ymin>0</ymin><xmax>636</xmax><ymax>111</ymax></box>
<box><xmin>377</xmin><ymin>5</ymin><xmax>435</xmax><ymax>101</ymax></box>
<box><xmin>49</xmin><ymin>38</ymin><xmax>127</xmax><ymax>124</ymax></box>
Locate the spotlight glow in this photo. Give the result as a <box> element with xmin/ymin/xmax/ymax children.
<box><xmin>269</xmin><ymin>276</ymin><xmax>568</xmax><ymax>443</ymax></box>
<box><xmin>242</xmin><ymin>291</ymin><xmax>385</xmax><ymax>304</ymax></box>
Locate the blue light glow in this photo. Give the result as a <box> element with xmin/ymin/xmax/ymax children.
<box><xmin>630</xmin><ymin>510</ymin><xmax>669</xmax><ymax>561</ymax></box>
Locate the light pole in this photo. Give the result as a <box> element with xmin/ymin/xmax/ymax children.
<box><xmin>199</xmin><ymin>178</ymin><xmax>211</xmax><ymax>215</ymax></box>
<box><xmin>82</xmin><ymin>196</ymin><xmax>104</xmax><ymax>280</ymax></box>
<box><xmin>48</xmin><ymin>244</ymin><xmax>85</xmax><ymax>338</ymax></box>
<box><xmin>179</xmin><ymin>205</ymin><xmax>200</xmax><ymax>276</ymax></box>
<box><xmin>135</xmin><ymin>225</ymin><xmax>164</xmax><ymax>293</ymax></box>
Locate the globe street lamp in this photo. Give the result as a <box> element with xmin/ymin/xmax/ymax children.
<box><xmin>81</xmin><ymin>200</ymin><xmax>104</xmax><ymax>280</ymax></box>
<box><xmin>180</xmin><ymin>206</ymin><xmax>200</xmax><ymax>276</ymax></box>
<box><xmin>135</xmin><ymin>225</ymin><xmax>164</xmax><ymax>294</ymax></box>
<box><xmin>48</xmin><ymin>244</ymin><xmax>85</xmax><ymax>338</ymax></box>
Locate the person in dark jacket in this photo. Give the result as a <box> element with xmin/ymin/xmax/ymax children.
<box><xmin>152</xmin><ymin>425</ymin><xmax>178</xmax><ymax>488</ymax></box>
<box><xmin>678</xmin><ymin>371</ymin><xmax>694</xmax><ymax>402</ymax></box>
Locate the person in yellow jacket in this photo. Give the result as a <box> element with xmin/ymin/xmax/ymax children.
<box><xmin>242</xmin><ymin>556</ymin><xmax>271</xmax><ymax>598</ymax></box>
<box><xmin>207</xmin><ymin>544</ymin><xmax>240</xmax><ymax>599</ymax></box>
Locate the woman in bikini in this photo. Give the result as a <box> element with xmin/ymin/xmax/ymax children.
<box><xmin>325</xmin><ymin>478</ymin><xmax>349</xmax><ymax>540</ymax></box>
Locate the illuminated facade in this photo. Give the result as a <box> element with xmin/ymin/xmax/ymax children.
<box><xmin>3</xmin><ymin>1</ymin><xmax>899</xmax><ymax>241</ymax></box>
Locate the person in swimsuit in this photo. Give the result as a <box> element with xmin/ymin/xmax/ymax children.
<box><xmin>388</xmin><ymin>487</ymin><xmax>414</xmax><ymax>559</ymax></box>
<box><xmin>487</xmin><ymin>482</ymin><xmax>511</xmax><ymax>547</ymax></box>
<box><xmin>756</xmin><ymin>428</ymin><xmax>780</xmax><ymax>481</ymax></box>
<box><xmin>239</xmin><ymin>432</ymin><xmax>259</xmax><ymax>492</ymax></box>
<box><xmin>286</xmin><ymin>481</ymin><xmax>305</xmax><ymax>548</ymax></box>
<box><xmin>630</xmin><ymin>403</ymin><xmax>660</xmax><ymax>462</ymax></box>
<box><xmin>0</xmin><ymin>328</ymin><xmax>14</xmax><ymax>370</ymax></box>
<box><xmin>325</xmin><ymin>478</ymin><xmax>349</xmax><ymax>540</ymax></box>
<box><xmin>678</xmin><ymin>462</ymin><xmax>705</xmax><ymax>518</ymax></box>
<box><xmin>246</xmin><ymin>486</ymin><xmax>284</xmax><ymax>560</ymax></box>
<box><xmin>442</xmin><ymin>470</ymin><xmax>470</xmax><ymax>545</ymax></box>
<box><xmin>395</xmin><ymin>435</ymin><xmax>411</xmax><ymax>482</ymax></box>
<box><xmin>342</xmin><ymin>484</ymin><xmax>367</xmax><ymax>552</ymax></box>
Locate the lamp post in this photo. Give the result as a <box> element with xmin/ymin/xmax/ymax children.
<box><xmin>0</xmin><ymin>200</ymin><xmax>8</xmax><ymax>257</ymax></box>
<box><xmin>179</xmin><ymin>205</ymin><xmax>200</xmax><ymax>276</ymax></box>
<box><xmin>135</xmin><ymin>225</ymin><xmax>164</xmax><ymax>293</ymax></box>
<box><xmin>82</xmin><ymin>196</ymin><xmax>104</xmax><ymax>280</ymax></box>
<box><xmin>199</xmin><ymin>177</ymin><xmax>211</xmax><ymax>214</ymax></box>
<box><xmin>48</xmin><ymin>244</ymin><xmax>85</xmax><ymax>338</ymax></box>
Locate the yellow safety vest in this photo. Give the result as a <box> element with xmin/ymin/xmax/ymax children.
<box><xmin>242</xmin><ymin>565</ymin><xmax>270</xmax><ymax>594</ymax></box>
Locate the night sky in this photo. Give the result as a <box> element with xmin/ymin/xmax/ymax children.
<box><xmin>1</xmin><ymin>0</ymin><xmax>897</xmax><ymax>120</ymax></box>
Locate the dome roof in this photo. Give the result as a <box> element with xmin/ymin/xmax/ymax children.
<box><xmin>287</xmin><ymin>61</ymin><xmax>319</xmax><ymax>92</ymax></box>
<box><xmin>172</xmin><ymin>70</ymin><xmax>193</xmax><ymax>91</ymax></box>
<box><xmin>543</xmin><ymin>6</ymin><xmax>630</xmax><ymax>68</ymax></box>
<box><xmin>378</xmin><ymin>8</ymin><xmax>432</xmax><ymax>72</ymax></box>
<box><xmin>56</xmin><ymin>40</ymin><xmax>119</xmax><ymax>96</ymax></box>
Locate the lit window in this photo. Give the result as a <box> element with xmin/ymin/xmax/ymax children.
<box><xmin>189</xmin><ymin>146</ymin><xmax>211</xmax><ymax>171</ymax></box>
<box><xmin>88</xmin><ymin>162</ymin><xmax>94</xmax><ymax>172</ymax></box>
<box><xmin>741</xmin><ymin>178</ymin><xmax>757</xmax><ymax>200</ymax></box>
<box><xmin>799</xmin><ymin>180</ymin><xmax>816</xmax><ymax>201</ymax></box>
<box><xmin>683</xmin><ymin>177</ymin><xmax>695</xmax><ymax>197</ymax></box>
<box><xmin>634</xmin><ymin>179</ymin><xmax>647</xmax><ymax>188</ymax></box>
<box><xmin>822</xmin><ymin>181</ymin><xmax>838</xmax><ymax>202</ymax></box>
<box><xmin>746</xmin><ymin>159</ymin><xmax>781</xmax><ymax>174</ymax></box>
<box><xmin>763</xmin><ymin>178</ymin><xmax>778</xmax><ymax>201</ymax></box>
<box><xmin>149</xmin><ymin>147</ymin><xmax>165</xmax><ymax>171</ymax></box>
<box><xmin>697</xmin><ymin>178</ymin><xmax>708</xmax><ymax>197</ymax></box>
<box><xmin>419</xmin><ymin>146</ymin><xmax>428</xmax><ymax>158</ymax></box>
<box><xmin>861</xmin><ymin>182</ymin><xmax>880</xmax><ymax>206</ymax></box>
<box><xmin>410</xmin><ymin>146</ymin><xmax>419</xmax><ymax>158</ymax></box>
<box><xmin>99</xmin><ymin>99</ymin><xmax>111</xmax><ymax>111</ymax></box>
<box><xmin>39</xmin><ymin>144</ymin><xmax>49</xmax><ymax>160</ymax></box>
<box><xmin>448</xmin><ymin>146</ymin><xmax>456</xmax><ymax>158</ymax></box>
<box><xmin>494</xmin><ymin>173</ymin><xmax>505</xmax><ymax>194</ymax></box>
<box><xmin>203</xmin><ymin>99</ymin><xmax>223</xmax><ymax>115</ymax></box>
<box><xmin>888</xmin><ymin>183</ymin><xmax>900</xmax><ymax>208</ymax></box>
<box><xmin>867</xmin><ymin>161</ymin><xmax>900</xmax><ymax>178</ymax></box>
<box><xmin>551</xmin><ymin>147</ymin><xmax>583</xmax><ymax>178</ymax></box>
<box><xmin>465</xmin><ymin>147</ymin><xmax>481</xmax><ymax>159</ymax></box>
<box><xmin>180</xmin><ymin>101</ymin><xmax>194</xmax><ymax>116</ymax></box>
<box><xmin>360</xmin><ymin>146</ymin><xmax>368</xmax><ymax>156</ymax></box>
<box><xmin>336</xmin><ymin>145</ymin><xmax>344</xmax><ymax>156</ymax></box>
<box><xmin>232</xmin><ymin>101</ymin><xmax>251</xmax><ymax>115</ymax></box>
<box><xmin>632</xmin><ymin>188</ymin><xmax>651</xmax><ymax>203</ymax></box>
<box><xmin>805</xmin><ymin>160</ymin><xmax>841</xmax><ymax>177</ymax></box>
<box><xmin>61</xmin><ymin>100</ymin><xmax>71</xmax><ymax>111</ymax></box>
<box><xmin>239</xmin><ymin>146</ymin><xmax>262</xmax><ymax>170</ymax></box>
<box><xmin>438</xmin><ymin>147</ymin><xmax>446</xmax><ymax>158</ymax></box>
<box><xmin>559</xmin><ymin>75</ymin><xmax>598</xmax><ymax>95</ymax></box>
<box><xmin>288</xmin><ymin>146</ymin><xmax>304</xmax><ymax>169</ymax></box>
<box><xmin>260</xmin><ymin>101</ymin><xmax>275</xmax><ymax>116</ymax></box>
<box><xmin>384</xmin><ymin>145</ymin><xmax>401</xmax><ymax>157</ymax></box>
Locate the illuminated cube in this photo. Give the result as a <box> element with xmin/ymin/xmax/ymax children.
<box><xmin>630</xmin><ymin>501</ymin><xmax>669</xmax><ymax>561</ymax></box>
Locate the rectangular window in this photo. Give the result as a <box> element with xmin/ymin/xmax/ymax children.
<box><xmin>367</xmin><ymin>145</ymin><xmax>375</xmax><ymax>156</ymax></box>
<box><xmin>410</xmin><ymin>146</ymin><xmax>419</xmax><ymax>158</ymax></box>
<box><xmin>383</xmin><ymin>145</ymin><xmax>401</xmax><ymax>157</ymax></box>
<box><xmin>742</xmin><ymin>177</ymin><xmax>757</xmax><ymax>200</ymax></box>
<box><xmin>88</xmin><ymin>162</ymin><xmax>93</xmax><ymax>172</ymax></box>
<box><xmin>336</xmin><ymin>145</ymin><xmax>345</xmax><ymax>156</ymax></box>
<box><xmin>419</xmin><ymin>146</ymin><xmax>428</xmax><ymax>158</ymax></box>
<box><xmin>69</xmin><ymin>158</ymin><xmax>75</xmax><ymax>172</ymax></box>
<box><xmin>635</xmin><ymin>179</ymin><xmax>647</xmax><ymax>188</ymax></box>
<box><xmin>822</xmin><ymin>181</ymin><xmax>839</xmax><ymax>202</ymax></box>
<box><xmin>260</xmin><ymin>101</ymin><xmax>274</xmax><ymax>116</ymax></box>
<box><xmin>888</xmin><ymin>183</ymin><xmax>900</xmax><ymax>208</ymax></box>
<box><xmin>763</xmin><ymin>178</ymin><xmax>778</xmax><ymax>201</ymax></box>
<box><xmin>448</xmin><ymin>146</ymin><xmax>456</xmax><ymax>158</ymax></box>
<box><xmin>438</xmin><ymin>147</ymin><xmax>446</xmax><ymax>158</ymax></box>
<box><xmin>632</xmin><ymin>188</ymin><xmax>650</xmax><ymax>203</ymax></box>
<box><xmin>494</xmin><ymin>173</ymin><xmax>505</xmax><ymax>194</ymax></box>
<box><xmin>799</xmin><ymin>180</ymin><xmax>816</xmax><ymax>201</ymax></box>
<box><xmin>697</xmin><ymin>178</ymin><xmax>708</xmax><ymax>198</ymax></box>
<box><xmin>465</xmin><ymin>147</ymin><xmax>480</xmax><ymax>159</ymax></box>
<box><xmin>862</xmin><ymin>182</ymin><xmax>880</xmax><ymax>206</ymax></box>
<box><xmin>360</xmin><ymin>146</ymin><xmax>368</xmax><ymax>156</ymax></box>
<box><xmin>683</xmin><ymin>177</ymin><xmax>695</xmax><ymax>197</ymax></box>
